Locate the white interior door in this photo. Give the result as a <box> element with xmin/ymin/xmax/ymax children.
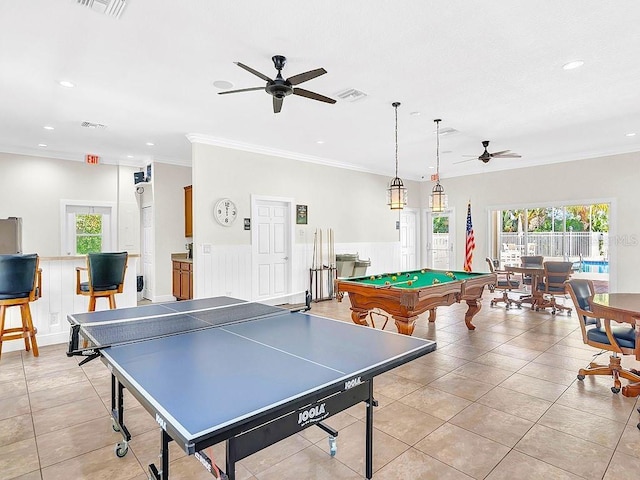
<box><xmin>141</xmin><ymin>205</ymin><xmax>153</xmax><ymax>300</ymax></box>
<box><xmin>426</xmin><ymin>210</ymin><xmax>455</xmax><ymax>270</ymax></box>
<box><xmin>400</xmin><ymin>209</ymin><xmax>418</xmax><ymax>270</ymax></box>
<box><xmin>252</xmin><ymin>197</ymin><xmax>293</xmax><ymax>300</ymax></box>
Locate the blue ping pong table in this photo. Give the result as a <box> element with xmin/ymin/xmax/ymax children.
<box><xmin>67</xmin><ymin>296</ymin><xmax>436</xmax><ymax>479</ymax></box>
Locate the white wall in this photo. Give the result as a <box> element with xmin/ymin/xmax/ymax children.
<box><xmin>191</xmin><ymin>142</ymin><xmax>420</xmax><ymax>298</ymax></box>
<box><xmin>0</xmin><ymin>152</ymin><xmax>140</xmax><ymax>256</ymax></box>
<box><xmin>418</xmin><ymin>152</ymin><xmax>640</xmax><ymax>292</ymax></box>
<box><xmin>152</xmin><ymin>162</ymin><xmax>192</xmax><ymax>299</ymax></box>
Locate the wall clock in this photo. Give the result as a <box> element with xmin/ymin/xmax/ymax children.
<box><xmin>214</xmin><ymin>198</ymin><xmax>238</xmax><ymax>226</ymax></box>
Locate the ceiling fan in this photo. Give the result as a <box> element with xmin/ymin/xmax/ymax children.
<box><xmin>456</xmin><ymin>140</ymin><xmax>522</xmax><ymax>164</ymax></box>
<box><xmin>218</xmin><ymin>55</ymin><xmax>336</xmax><ymax>114</ymax></box>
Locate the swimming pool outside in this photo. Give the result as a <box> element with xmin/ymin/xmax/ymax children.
<box><xmin>581</xmin><ymin>259</ymin><xmax>609</xmax><ymax>274</ymax></box>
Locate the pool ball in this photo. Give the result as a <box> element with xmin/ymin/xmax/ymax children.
<box><xmin>420</xmin><ymin>269</ymin><xmax>426</xmax><ymax>273</ymax></box>
<box><xmin>432</xmin><ymin>278</ymin><xmax>440</xmax><ymax>284</ymax></box>
<box><xmin>407</xmin><ymin>280</ymin><xmax>413</xmax><ymax>286</ymax></box>
<box><xmin>413</xmin><ymin>276</ymin><xmax>419</xmax><ymax>280</ymax></box>
<box><xmin>385</xmin><ymin>281</ymin><xmax>390</xmax><ymax>285</ymax></box>
<box><xmin>377</xmin><ymin>275</ymin><xmax>382</xmax><ymax>279</ymax></box>
<box><xmin>370</xmin><ymin>276</ymin><xmax>376</xmax><ymax>280</ymax></box>
<box><xmin>445</xmin><ymin>271</ymin><xmax>454</xmax><ymax>277</ymax></box>
<box><xmin>406</xmin><ymin>273</ymin><xmax>411</xmax><ymax>278</ymax></box>
<box><xmin>451</xmin><ymin>275</ymin><xmax>457</xmax><ymax>280</ymax></box>
<box><xmin>391</xmin><ymin>276</ymin><xmax>397</xmax><ymax>281</ymax></box>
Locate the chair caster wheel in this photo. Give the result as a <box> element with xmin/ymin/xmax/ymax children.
<box><xmin>611</xmin><ymin>387</ymin><xmax>620</xmax><ymax>394</ymax></box>
<box><xmin>115</xmin><ymin>441</ymin><xmax>128</xmax><ymax>457</ymax></box>
<box><xmin>577</xmin><ymin>374</ymin><xmax>585</xmax><ymax>380</ymax></box>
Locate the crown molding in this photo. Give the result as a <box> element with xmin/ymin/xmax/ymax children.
<box><xmin>185</xmin><ymin>133</ymin><xmax>384</xmax><ymax>176</ymax></box>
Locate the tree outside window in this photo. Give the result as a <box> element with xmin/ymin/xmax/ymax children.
<box><xmin>76</xmin><ymin>214</ymin><xmax>103</xmax><ymax>254</ymax></box>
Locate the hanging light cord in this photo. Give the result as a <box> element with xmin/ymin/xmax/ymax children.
<box><xmin>435</xmin><ymin>119</ymin><xmax>441</xmax><ymax>182</ymax></box>
<box><xmin>393</xmin><ymin>102</ymin><xmax>400</xmax><ymax>178</ymax></box>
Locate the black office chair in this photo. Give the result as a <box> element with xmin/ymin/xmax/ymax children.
<box><xmin>485</xmin><ymin>257</ymin><xmax>521</xmax><ymax>309</ymax></box>
<box><xmin>76</xmin><ymin>252</ymin><xmax>128</xmax><ymax>311</ymax></box>
<box><xmin>536</xmin><ymin>261</ymin><xmax>573</xmax><ymax>314</ymax></box>
<box><xmin>0</xmin><ymin>254</ymin><xmax>41</xmax><ymax>358</ymax></box>
<box><xmin>566</xmin><ymin>279</ymin><xmax>639</xmax><ymax>394</ymax></box>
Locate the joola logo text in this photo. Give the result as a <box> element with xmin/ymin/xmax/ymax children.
<box><xmin>194</xmin><ymin>452</ymin><xmax>211</xmax><ymax>473</ymax></box>
<box><xmin>155</xmin><ymin>413</ymin><xmax>166</xmax><ymax>430</ymax></box>
<box><xmin>345</xmin><ymin>376</ymin><xmax>362</xmax><ymax>390</ymax></box>
<box><xmin>297</xmin><ymin>403</ymin><xmax>328</xmax><ymax>426</ymax></box>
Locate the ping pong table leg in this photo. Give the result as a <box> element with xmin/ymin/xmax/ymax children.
<box><xmin>365</xmin><ymin>380</ymin><xmax>377</xmax><ymax>480</ymax></box>
<box><xmin>226</xmin><ymin>438</ymin><xmax>237</xmax><ymax>480</ymax></box>
<box><xmin>148</xmin><ymin>430</ymin><xmax>170</xmax><ymax>480</ymax></box>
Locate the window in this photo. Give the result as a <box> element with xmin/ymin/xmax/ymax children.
<box><xmin>61</xmin><ymin>201</ymin><xmax>116</xmax><ymax>255</ymax></box>
<box><xmin>492</xmin><ymin>203</ymin><xmax>609</xmax><ymax>264</ymax></box>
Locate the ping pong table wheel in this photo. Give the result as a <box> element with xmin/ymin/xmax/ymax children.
<box><xmin>328</xmin><ymin>435</ymin><xmax>337</xmax><ymax>456</ymax></box>
<box><xmin>115</xmin><ymin>441</ymin><xmax>129</xmax><ymax>457</ymax></box>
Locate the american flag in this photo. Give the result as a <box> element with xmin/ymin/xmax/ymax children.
<box><xmin>464</xmin><ymin>202</ymin><xmax>475</xmax><ymax>272</ymax></box>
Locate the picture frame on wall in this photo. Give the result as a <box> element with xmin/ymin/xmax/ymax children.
<box><xmin>296</xmin><ymin>205</ymin><xmax>308</xmax><ymax>225</ymax></box>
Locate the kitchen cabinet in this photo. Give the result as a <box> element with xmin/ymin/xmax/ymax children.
<box><xmin>172</xmin><ymin>260</ymin><xmax>193</xmax><ymax>300</ymax></box>
<box><xmin>184</xmin><ymin>185</ymin><xmax>192</xmax><ymax>238</ymax></box>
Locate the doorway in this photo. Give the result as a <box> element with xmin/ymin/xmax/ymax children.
<box><xmin>251</xmin><ymin>196</ymin><xmax>294</xmax><ymax>300</ymax></box>
<box><xmin>400</xmin><ymin>209</ymin><xmax>419</xmax><ymax>270</ymax></box>
<box><xmin>426</xmin><ymin>210</ymin><xmax>455</xmax><ymax>270</ymax></box>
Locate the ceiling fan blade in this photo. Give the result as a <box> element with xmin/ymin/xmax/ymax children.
<box><xmin>234</xmin><ymin>62</ymin><xmax>273</xmax><ymax>82</ymax></box>
<box><xmin>490</xmin><ymin>150</ymin><xmax>510</xmax><ymax>157</ymax></box>
<box><xmin>273</xmin><ymin>96</ymin><xmax>283</xmax><ymax>114</ymax></box>
<box><xmin>293</xmin><ymin>88</ymin><xmax>336</xmax><ymax>104</ymax></box>
<box><xmin>218</xmin><ymin>86</ymin><xmax>265</xmax><ymax>95</ymax></box>
<box><xmin>453</xmin><ymin>158</ymin><xmax>476</xmax><ymax>165</ymax></box>
<box><xmin>494</xmin><ymin>153</ymin><xmax>522</xmax><ymax>158</ymax></box>
<box><xmin>462</xmin><ymin>154</ymin><xmax>479</xmax><ymax>157</ymax></box>
<box><xmin>287</xmin><ymin>68</ymin><xmax>327</xmax><ymax>86</ymax></box>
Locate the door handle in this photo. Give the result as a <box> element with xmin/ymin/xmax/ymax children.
<box><xmin>283</xmin><ymin>256</ymin><xmax>289</xmax><ymax>260</ymax></box>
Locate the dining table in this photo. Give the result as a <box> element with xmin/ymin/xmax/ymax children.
<box><xmin>505</xmin><ymin>265</ymin><xmax>545</xmax><ymax>309</ymax></box>
<box><xmin>590</xmin><ymin>293</ymin><xmax>640</xmax><ymax>397</ymax></box>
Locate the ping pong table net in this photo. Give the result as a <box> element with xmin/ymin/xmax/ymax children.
<box><xmin>67</xmin><ymin>300</ymin><xmax>303</xmax><ymax>363</ymax></box>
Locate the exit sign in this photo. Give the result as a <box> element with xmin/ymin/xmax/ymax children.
<box><xmin>85</xmin><ymin>154</ymin><xmax>100</xmax><ymax>165</ymax></box>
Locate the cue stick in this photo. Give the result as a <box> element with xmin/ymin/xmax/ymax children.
<box><xmin>319</xmin><ymin>228</ymin><xmax>323</xmax><ymax>299</ymax></box>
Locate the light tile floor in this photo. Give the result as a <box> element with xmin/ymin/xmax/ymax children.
<box><xmin>1</xmin><ymin>292</ymin><xmax>639</xmax><ymax>480</ymax></box>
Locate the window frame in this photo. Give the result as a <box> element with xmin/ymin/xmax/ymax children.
<box><xmin>60</xmin><ymin>200</ymin><xmax>117</xmax><ymax>255</ymax></box>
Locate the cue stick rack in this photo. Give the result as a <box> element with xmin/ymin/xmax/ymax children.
<box><xmin>309</xmin><ymin>228</ymin><xmax>336</xmax><ymax>302</ymax></box>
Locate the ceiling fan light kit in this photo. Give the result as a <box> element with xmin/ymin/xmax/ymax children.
<box><xmin>430</xmin><ymin>119</ymin><xmax>448</xmax><ymax>213</ymax></box>
<box><xmin>387</xmin><ymin>102</ymin><xmax>407</xmax><ymax>210</ymax></box>
<box><xmin>218</xmin><ymin>55</ymin><xmax>336</xmax><ymax>114</ymax></box>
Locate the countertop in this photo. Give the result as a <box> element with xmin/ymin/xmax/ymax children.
<box><xmin>171</xmin><ymin>253</ymin><xmax>193</xmax><ymax>263</ymax></box>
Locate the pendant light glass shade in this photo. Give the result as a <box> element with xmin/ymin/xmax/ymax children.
<box><xmin>430</xmin><ymin>119</ymin><xmax>447</xmax><ymax>212</ymax></box>
<box><xmin>387</xmin><ymin>102</ymin><xmax>407</xmax><ymax>210</ymax></box>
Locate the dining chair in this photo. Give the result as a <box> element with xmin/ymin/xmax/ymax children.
<box><xmin>566</xmin><ymin>279</ymin><xmax>640</xmax><ymax>394</ymax></box>
<box><xmin>536</xmin><ymin>261</ymin><xmax>573</xmax><ymax>314</ymax></box>
<box><xmin>485</xmin><ymin>257</ymin><xmax>521</xmax><ymax>309</ymax></box>
<box><xmin>76</xmin><ymin>252</ymin><xmax>128</xmax><ymax>311</ymax></box>
<box><xmin>0</xmin><ymin>253</ymin><xmax>41</xmax><ymax>358</ymax></box>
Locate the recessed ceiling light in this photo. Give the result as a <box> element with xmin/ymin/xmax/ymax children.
<box><xmin>43</xmin><ymin>126</ymin><xmax>55</xmax><ymax>130</ymax></box>
<box><xmin>58</xmin><ymin>80</ymin><xmax>75</xmax><ymax>88</ymax></box>
<box><xmin>146</xmin><ymin>142</ymin><xmax>154</xmax><ymax>146</ymax></box>
<box><xmin>410</xmin><ymin>111</ymin><xmax>421</xmax><ymax>116</ymax></box>
<box><xmin>562</xmin><ymin>60</ymin><xmax>584</xmax><ymax>70</ymax></box>
<box><xmin>316</xmin><ymin>140</ymin><xmax>325</xmax><ymax>144</ymax></box>
<box><xmin>212</xmin><ymin>80</ymin><xmax>234</xmax><ymax>89</ymax></box>
<box><xmin>38</xmin><ymin>143</ymin><xmax>47</xmax><ymax>147</ymax></box>
<box><xmin>428</xmin><ymin>166</ymin><xmax>435</xmax><ymax>169</ymax></box>
<box><xmin>127</xmin><ymin>155</ymin><xmax>134</xmax><ymax>158</ymax></box>
<box><xmin>625</xmin><ymin>132</ymin><xmax>636</xmax><ymax>137</ymax></box>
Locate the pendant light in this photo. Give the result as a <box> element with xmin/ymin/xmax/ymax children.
<box><xmin>387</xmin><ymin>102</ymin><xmax>407</xmax><ymax>210</ymax></box>
<box><xmin>429</xmin><ymin>118</ymin><xmax>447</xmax><ymax>212</ymax></box>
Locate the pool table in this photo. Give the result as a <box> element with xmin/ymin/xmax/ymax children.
<box><xmin>335</xmin><ymin>269</ymin><xmax>496</xmax><ymax>335</ymax></box>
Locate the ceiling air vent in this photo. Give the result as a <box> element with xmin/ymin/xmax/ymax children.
<box><xmin>76</xmin><ymin>0</ymin><xmax>127</xmax><ymax>19</ymax></box>
<box><xmin>81</xmin><ymin>121</ymin><xmax>107</xmax><ymax>129</ymax></box>
<box><xmin>335</xmin><ymin>88</ymin><xmax>368</xmax><ymax>102</ymax></box>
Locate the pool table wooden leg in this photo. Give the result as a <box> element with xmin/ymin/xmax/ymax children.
<box><xmin>351</xmin><ymin>310</ymin><xmax>370</xmax><ymax>327</ymax></box>
<box><xmin>392</xmin><ymin>316</ymin><xmax>417</xmax><ymax>336</ymax></box>
<box><xmin>428</xmin><ymin>308</ymin><xmax>437</xmax><ymax>322</ymax></box>
<box><xmin>464</xmin><ymin>299</ymin><xmax>481</xmax><ymax>330</ymax></box>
